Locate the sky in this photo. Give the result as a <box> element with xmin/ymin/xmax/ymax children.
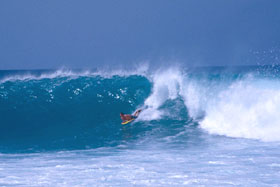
<box><xmin>0</xmin><ymin>0</ymin><xmax>280</xmax><ymax>69</ymax></box>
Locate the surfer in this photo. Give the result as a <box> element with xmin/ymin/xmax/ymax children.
<box><xmin>120</xmin><ymin>109</ymin><xmax>142</xmax><ymax>123</ymax></box>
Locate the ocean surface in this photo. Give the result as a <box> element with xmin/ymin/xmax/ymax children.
<box><xmin>1</xmin><ymin>65</ymin><xmax>280</xmax><ymax>186</ymax></box>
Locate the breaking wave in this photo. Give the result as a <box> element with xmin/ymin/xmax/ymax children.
<box><xmin>1</xmin><ymin>65</ymin><xmax>280</xmax><ymax>152</ymax></box>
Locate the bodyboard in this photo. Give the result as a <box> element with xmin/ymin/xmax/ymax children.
<box><xmin>121</xmin><ymin>118</ymin><xmax>135</xmax><ymax>125</ymax></box>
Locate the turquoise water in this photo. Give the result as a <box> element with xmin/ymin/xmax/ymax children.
<box><xmin>0</xmin><ymin>66</ymin><xmax>280</xmax><ymax>186</ymax></box>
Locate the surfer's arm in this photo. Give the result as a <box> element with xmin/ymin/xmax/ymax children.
<box><xmin>133</xmin><ymin>109</ymin><xmax>141</xmax><ymax>117</ymax></box>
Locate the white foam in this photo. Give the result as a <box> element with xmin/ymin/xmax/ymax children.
<box><xmin>139</xmin><ymin>67</ymin><xmax>183</xmax><ymax>121</ymax></box>
<box><xmin>200</xmin><ymin>78</ymin><xmax>280</xmax><ymax>142</ymax></box>
<box><xmin>180</xmin><ymin>79</ymin><xmax>208</xmax><ymax>119</ymax></box>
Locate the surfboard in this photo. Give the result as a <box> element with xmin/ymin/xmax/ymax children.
<box><xmin>121</xmin><ymin>118</ymin><xmax>135</xmax><ymax>125</ymax></box>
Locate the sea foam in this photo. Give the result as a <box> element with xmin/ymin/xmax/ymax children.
<box><xmin>200</xmin><ymin>78</ymin><xmax>280</xmax><ymax>142</ymax></box>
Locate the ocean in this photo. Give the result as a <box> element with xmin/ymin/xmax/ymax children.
<box><xmin>0</xmin><ymin>65</ymin><xmax>280</xmax><ymax>186</ymax></box>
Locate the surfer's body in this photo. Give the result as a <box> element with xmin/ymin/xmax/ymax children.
<box><xmin>120</xmin><ymin>109</ymin><xmax>141</xmax><ymax>123</ymax></box>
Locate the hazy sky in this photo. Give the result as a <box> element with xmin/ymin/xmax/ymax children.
<box><xmin>0</xmin><ymin>0</ymin><xmax>280</xmax><ymax>69</ymax></box>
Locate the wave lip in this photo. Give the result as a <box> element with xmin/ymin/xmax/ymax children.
<box><xmin>0</xmin><ymin>69</ymin><xmax>92</xmax><ymax>83</ymax></box>
<box><xmin>0</xmin><ymin>64</ymin><xmax>150</xmax><ymax>83</ymax></box>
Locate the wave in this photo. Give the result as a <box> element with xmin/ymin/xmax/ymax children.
<box><xmin>139</xmin><ymin>66</ymin><xmax>280</xmax><ymax>142</ymax></box>
<box><xmin>1</xmin><ymin>65</ymin><xmax>280</xmax><ymax>152</ymax></box>
<box><xmin>0</xmin><ymin>72</ymin><xmax>151</xmax><ymax>152</ymax></box>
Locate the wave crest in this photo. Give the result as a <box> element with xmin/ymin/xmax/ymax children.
<box><xmin>0</xmin><ymin>64</ymin><xmax>149</xmax><ymax>83</ymax></box>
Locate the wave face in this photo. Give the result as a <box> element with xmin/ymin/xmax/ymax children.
<box><xmin>1</xmin><ymin>65</ymin><xmax>280</xmax><ymax>152</ymax></box>
<box><xmin>0</xmin><ymin>70</ymin><xmax>151</xmax><ymax>152</ymax></box>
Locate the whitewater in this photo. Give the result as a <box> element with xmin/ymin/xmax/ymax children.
<box><xmin>0</xmin><ymin>65</ymin><xmax>280</xmax><ymax>186</ymax></box>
